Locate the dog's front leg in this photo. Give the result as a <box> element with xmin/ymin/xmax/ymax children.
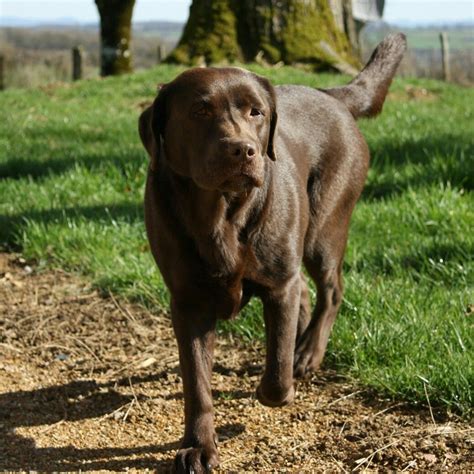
<box><xmin>171</xmin><ymin>300</ymin><xmax>219</xmax><ymax>473</ymax></box>
<box><xmin>257</xmin><ymin>274</ymin><xmax>300</xmax><ymax>407</ymax></box>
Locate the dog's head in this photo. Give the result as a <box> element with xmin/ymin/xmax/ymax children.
<box><xmin>139</xmin><ymin>67</ymin><xmax>277</xmax><ymax>192</ymax></box>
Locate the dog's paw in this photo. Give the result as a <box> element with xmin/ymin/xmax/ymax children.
<box><xmin>256</xmin><ymin>382</ymin><xmax>295</xmax><ymax>407</ymax></box>
<box><xmin>294</xmin><ymin>331</ymin><xmax>322</xmax><ymax>378</ymax></box>
<box><xmin>173</xmin><ymin>444</ymin><xmax>219</xmax><ymax>474</ymax></box>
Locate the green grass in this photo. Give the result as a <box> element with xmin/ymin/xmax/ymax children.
<box><xmin>1</xmin><ymin>66</ymin><xmax>472</xmax><ymax>417</ymax></box>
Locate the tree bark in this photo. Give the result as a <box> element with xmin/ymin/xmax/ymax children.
<box><xmin>168</xmin><ymin>0</ymin><xmax>240</xmax><ymax>65</ymax></box>
<box><xmin>342</xmin><ymin>0</ymin><xmax>359</xmax><ymax>54</ymax></box>
<box><xmin>95</xmin><ymin>0</ymin><xmax>135</xmax><ymax>76</ymax></box>
<box><xmin>169</xmin><ymin>0</ymin><xmax>358</xmax><ymax>70</ymax></box>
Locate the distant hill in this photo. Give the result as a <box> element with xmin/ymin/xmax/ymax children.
<box><xmin>363</xmin><ymin>21</ymin><xmax>474</xmax><ymax>51</ymax></box>
<box><xmin>0</xmin><ymin>18</ymin><xmax>184</xmax><ymax>43</ymax></box>
<box><xmin>133</xmin><ymin>21</ymin><xmax>184</xmax><ymax>43</ymax></box>
<box><xmin>388</xmin><ymin>20</ymin><xmax>474</xmax><ymax>28</ymax></box>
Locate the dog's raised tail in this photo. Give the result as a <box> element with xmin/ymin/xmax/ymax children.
<box><xmin>324</xmin><ymin>33</ymin><xmax>407</xmax><ymax>119</ymax></box>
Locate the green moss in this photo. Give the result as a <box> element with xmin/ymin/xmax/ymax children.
<box><xmin>278</xmin><ymin>0</ymin><xmax>356</xmax><ymax>67</ymax></box>
<box><xmin>261</xmin><ymin>43</ymin><xmax>282</xmax><ymax>63</ymax></box>
<box><xmin>167</xmin><ymin>0</ymin><xmax>240</xmax><ymax>65</ymax></box>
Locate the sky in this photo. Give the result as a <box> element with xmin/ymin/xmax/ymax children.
<box><xmin>0</xmin><ymin>0</ymin><xmax>473</xmax><ymax>25</ymax></box>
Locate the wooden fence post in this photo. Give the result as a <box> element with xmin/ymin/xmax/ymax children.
<box><xmin>439</xmin><ymin>32</ymin><xmax>451</xmax><ymax>82</ymax></box>
<box><xmin>72</xmin><ymin>46</ymin><xmax>83</xmax><ymax>81</ymax></box>
<box><xmin>0</xmin><ymin>55</ymin><xmax>5</xmax><ymax>91</ymax></box>
<box><xmin>157</xmin><ymin>45</ymin><xmax>166</xmax><ymax>64</ymax></box>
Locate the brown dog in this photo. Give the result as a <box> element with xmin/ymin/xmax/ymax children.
<box><xmin>139</xmin><ymin>34</ymin><xmax>406</xmax><ymax>472</ymax></box>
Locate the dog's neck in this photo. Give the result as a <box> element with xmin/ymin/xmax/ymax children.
<box><xmin>168</xmin><ymin>172</ymin><xmax>270</xmax><ymax>276</ymax></box>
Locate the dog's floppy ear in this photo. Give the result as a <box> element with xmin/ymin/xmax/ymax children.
<box><xmin>255</xmin><ymin>75</ymin><xmax>278</xmax><ymax>161</ymax></box>
<box><xmin>138</xmin><ymin>84</ymin><xmax>169</xmax><ymax>171</ymax></box>
<box><xmin>267</xmin><ymin>100</ymin><xmax>278</xmax><ymax>161</ymax></box>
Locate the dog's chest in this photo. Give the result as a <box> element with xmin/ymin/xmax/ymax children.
<box><xmin>198</xmin><ymin>231</ymin><xmax>259</xmax><ymax>319</ymax></box>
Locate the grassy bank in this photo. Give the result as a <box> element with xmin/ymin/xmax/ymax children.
<box><xmin>0</xmin><ymin>65</ymin><xmax>472</xmax><ymax>416</ymax></box>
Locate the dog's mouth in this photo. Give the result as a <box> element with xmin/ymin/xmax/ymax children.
<box><xmin>219</xmin><ymin>163</ymin><xmax>264</xmax><ymax>192</ymax></box>
<box><xmin>193</xmin><ymin>153</ymin><xmax>265</xmax><ymax>193</ymax></box>
<box><xmin>221</xmin><ymin>175</ymin><xmax>261</xmax><ymax>191</ymax></box>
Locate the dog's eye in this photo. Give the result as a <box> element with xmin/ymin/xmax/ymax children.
<box><xmin>193</xmin><ymin>105</ymin><xmax>211</xmax><ymax>118</ymax></box>
<box><xmin>250</xmin><ymin>108</ymin><xmax>263</xmax><ymax>117</ymax></box>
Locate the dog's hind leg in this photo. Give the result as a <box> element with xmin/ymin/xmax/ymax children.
<box><xmin>257</xmin><ymin>273</ymin><xmax>301</xmax><ymax>407</ymax></box>
<box><xmin>297</xmin><ymin>271</ymin><xmax>312</xmax><ymax>343</ymax></box>
<box><xmin>294</xmin><ymin>220</ymin><xmax>349</xmax><ymax>378</ymax></box>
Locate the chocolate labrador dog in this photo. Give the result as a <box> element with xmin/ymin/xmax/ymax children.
<box><xmin>139</xmin><ymin>34</ymin><xmax>406</xmax><ymax>472</ymax></box>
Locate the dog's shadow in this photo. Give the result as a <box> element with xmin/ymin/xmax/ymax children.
<box><xmin>0</xmin><ymin>372</ymin><xmax>245</xmax><ymax>472</ymax></box>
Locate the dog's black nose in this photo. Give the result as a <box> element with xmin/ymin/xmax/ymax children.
<box><xmin>230</xmin><ymin>142</ymin><xmax>257</xmax><ymax>159</ymax></box>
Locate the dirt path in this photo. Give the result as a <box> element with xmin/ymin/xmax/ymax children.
<box><xmin>0</xmin><ymin>253</ymin><xmax>472</xmax><ymax>472</ymax></box>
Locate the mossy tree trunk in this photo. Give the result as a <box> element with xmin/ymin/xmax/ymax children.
<box><xmin>95</xmin><ymin>0</ymin><xmax>135</xmax><ymax>76</ymax></box>
<box><xmin>169</xmin><ymin>0</ymin><xmax>358</xmax><ymax>69</ymax></box>
<box><xmin>168</xmin><ymin>0</ymin><xmax>240</xmax><ymax>65</ymax></box>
